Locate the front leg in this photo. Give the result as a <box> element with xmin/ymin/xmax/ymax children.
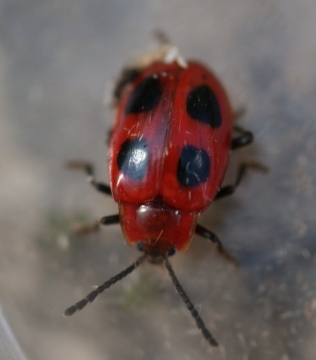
<box><xmin>195</xmin><ymin>224</ymin><xmax>238</xmax><ymax>266</ymax></box>
<box><xmin>71</xmin><ymin>214</ymin><xmax>120</xmax><ymax>235</ymax></box>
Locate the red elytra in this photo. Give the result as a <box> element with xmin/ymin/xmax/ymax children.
<box><xmin>110</xmin><ymin>61</ymin><xmax>233</xmax><ymax>254</ymax></box>
<box><xmin>64</xmin><ymin>46</ymin><xmax>254</xmax><ymax>348</ymax></box>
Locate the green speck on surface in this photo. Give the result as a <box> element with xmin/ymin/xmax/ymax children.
<box><xmin>113</xmin><ymin>273</ymin><xmax>160</xmax><ymax>312</ymax></box>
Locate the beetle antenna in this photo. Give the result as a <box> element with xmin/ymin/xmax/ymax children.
<box><xmin>64</xmin><ymin>254</ymin><xmax>146</xmax><ymax>316</ymax></box>
<box><xmin>164</xmin><ymin>257</ymin><xmax>218</xmax><ymax>347</ymax></box>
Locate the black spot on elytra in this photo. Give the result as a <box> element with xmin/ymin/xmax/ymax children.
<box><xmin>186</xmin><ymin>85</ymin><xmax>222</xmax><ymax>128</ymax></box>
<box><xmin>117</xmin><ymin>138</ymin><xmax>149</xmax><ymax>181</ymax></box>
<box><xmin>125</xmin><ymin>76</ymin><xmax>162</xmax><ymax>114</ymax></box>
<box><xmin>177</xmin><ymin>145</ymin><xmax>210</xmax><ymax>187</ymax></box>
<box><xmin>113</xmin><ymin>68</ymin><xmax>140</xmax><ymax>102</ymax></box>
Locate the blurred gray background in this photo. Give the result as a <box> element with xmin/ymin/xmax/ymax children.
<box><xmin>0</xmin><ymin>1</ymin><xmax>316</xmax><ymax>359</ymax></box>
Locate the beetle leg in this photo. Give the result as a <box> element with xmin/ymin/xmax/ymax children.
<box><xmin>215</xmin><ymin>162</ymin><xmax>268</xmax><ymax>200</ymax></box>
<box><xmin>66</xmin><ymin>160</ymin><xmax>112</xmax><ymax>195</ymax></box>
<box><xmin>70</xmin><ymin>221</ymin><xmax>100</xmax><ymax>235</ymax></box>
<box><xmin>71</xmin><ymin>214</ymin><xmax>120</xmax><ymax>234</ymax></box>
<box><xmin>195</xmin><ymin>224</ymin><xmax>238</xmax><ymax>266</ymax></box>
<box><xmin>70</xmin><ymin>214</ymin><xmax>120</xmax><ymax>236</ymax></box>
<box><xmin>231</xmin><ymin>125</ymin><xmax>254</xmax><ymax>149</ymax></box>
<box><xmin>100</xmin><ymin>214</ymin><xmax>120</xmax><ymax>225</ymax></box>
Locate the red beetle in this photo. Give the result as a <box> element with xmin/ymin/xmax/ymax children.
<box><xmin>65</xmin><ymin>45</ymin><xmax>254</xmax><ymax>347</ymax></box>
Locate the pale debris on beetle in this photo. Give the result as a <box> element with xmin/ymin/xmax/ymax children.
<box><xmin>134</xmin><ymin>44</ymin><xmax>188</xmax><ymax>69</ymax></box>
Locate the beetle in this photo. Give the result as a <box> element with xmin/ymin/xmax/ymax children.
<box><xmin>64</xmin><ymin>44</ymin><xmax>255</xmax><ymax>347</ymax></box>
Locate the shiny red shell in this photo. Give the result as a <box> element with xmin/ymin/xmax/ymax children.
<box><xmin>109</xmin><ymin>60</ymin><xmax>233</xmax><ymax>254</ymax></box>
